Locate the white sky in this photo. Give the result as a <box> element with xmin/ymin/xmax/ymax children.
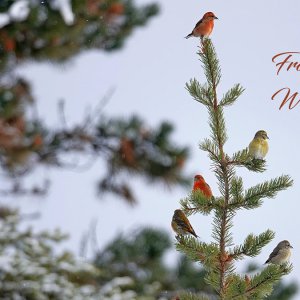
<box><xmin>5</xmin><ymin>0</ymin><xmax>300</xmax><ymax>297</ymax></box>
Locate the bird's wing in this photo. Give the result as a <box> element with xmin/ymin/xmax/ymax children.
<box><xmin>206</xmin><ymin>183</ymin><xmax>212</xmax><ymax>190</ymax></box>
<box><xmin>248</xmin><ymin>140</ymin><xmax>254</xmax><ymax>152</ymax></box>
<box><xmin>266</xmin><ymin>245</ymin><xmax>280</xmax><ymax>262</ymax></box>
<box><xmin>177</xmin><ymin>219</ymin><xmax>197</xmax><ymax>237</ymax></box>
<box><xmin>176</xmin><ymin>218</ymin><xmax>192</xmax><ymax>231</ymax></box>
<box><xmin>248</xmin><ymin>140</ymin><xmax>259</xmax><ymax>155</ymax></box>
<box><xmin>193</xmin><ymin>18</ymin><xmax>203</xmax><ymax>29</ymax></box>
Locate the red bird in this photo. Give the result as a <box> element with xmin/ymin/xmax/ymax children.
<box><xmin>185</xmin><ymin>12</ymin><xmax>218</xmax><ymax>40</ymax></box>
<box><xmin>193</xmin><ymin>174</ymin><xmax>213</xmax><ymax>198</ymax></box>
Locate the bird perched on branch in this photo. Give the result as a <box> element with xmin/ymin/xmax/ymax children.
<box><xmin>265</xmin><ymin>240</ymin><xmax>293</xmax><ymax>265</ymax></box>
<box><xmin>185</xmin><ymin>12</ymin><xmax>218</xmax><ymax>40</ymax></box>
<box><xmin>248</xmin><ymin>130</ymin><xmax>269</xmax><ymax>160</ymax></box>
<box><xmin>193</xmin><ymin>174</ymin><xmax>213</xmax><ymax>198</ymax></box>
<box><xmin>171</xmin><ymin>209</ymin><xmax>198</xmax><ymax>239</ymax></box>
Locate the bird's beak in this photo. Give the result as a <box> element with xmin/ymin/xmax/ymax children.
<box><xmin>267</xmin><ymin>136</ymin><xmax>270</xmax><ymax>139</ymax></box>
<box><xmin>290</xmin><ymin>245</ymin><xmax>293</xmax><ymax>248</ymax></box>
<box><xmin>214</xmin><ymin>16</ymin><xmax>219</xmax><ymax>20</ymax></box>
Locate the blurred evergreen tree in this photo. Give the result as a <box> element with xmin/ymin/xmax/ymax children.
<box><xmin>0</xmin><ymin>210</ymin><xmax>296</xmax><ymax>299</ymax></box>
<box><xmin>0</xmin><ymin>3</ymin><xmax>191</xmax><ymax>297</ymax></box>
<box><xmin>94</xmin><ymin>228</ymin><xmax>298</xmax><ymax>299</ymax></box>
<box><xmin>0</xmin><ymin>0</ymin><xmax>190</xmax><ymax>203</ymax></box>
<box><xmin>0</xmin><ymin>0</ymin><xmax>159</xmax><ymax>67</ymax></box>
<box><xmin>0</xmin><ymin>206</ymin><xmax>101</xmax><ymax>299</ymax></box>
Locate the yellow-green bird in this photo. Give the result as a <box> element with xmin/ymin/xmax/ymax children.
<box><xmin>248</xmin><ymin>130</ymin><xmax>269</xmax><ymax>160</ymax></box>
<box><xmin>171</xmin><ymin>209</ymin><xmax>198</xmax><ymax>238</ymax></box>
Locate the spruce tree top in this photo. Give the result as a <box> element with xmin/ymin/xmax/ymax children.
<box><xmin>175</xmin><ymin>39</ymin><xmax>293</xmax><ymax>300</ymax></box>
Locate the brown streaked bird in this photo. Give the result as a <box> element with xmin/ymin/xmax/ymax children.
<box><xmin>171</xmin><ymin>209</ymin><xmax>198</xmax><ymax>238</ymax></box>
<box><xmin>185</xmin><ymin>11</ymin><xmax>218</xmax><ymax>40</ymax></box>
<box><xmin>193</xmin><ymin>174</ymin><xmax>213</xmax><ymax>198</ymax></box>
<box><xmin>265</xmin><ymin>240</ymin><xmax>293</xmax><ymax>265</ymax></box>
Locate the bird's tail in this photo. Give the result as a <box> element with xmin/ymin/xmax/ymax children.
<box><xmin>190</xmin><ymin>230</ymin><xmax>198</xmax><ymax>238</ymax></box>
<box><xmin>185</xmin><ymin>33</ymin><xmax>193</xmax><ymax>39</ymax></box>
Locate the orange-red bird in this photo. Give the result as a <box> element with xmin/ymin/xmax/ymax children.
<box><xmin>193</xmin><ymin>174</ymin><xmax>213</xmax><ymax>198</ymax></box>
<box><xmin>171</xmin><ymin>209</ymin><xmax>198</xmax><ymax>238</ymax></box>
<box><xmin>185</xmin><ymin>12</ymin><xmax>218</xmax><ymax>40</ymax></box>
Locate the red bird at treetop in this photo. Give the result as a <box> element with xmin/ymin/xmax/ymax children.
<box><xmin>185</xmin><ymin>11</ymin><xmax>218</xmax><ymax>40</ymax></box>
<box><xmin>193</xmin><ymin>174</ymin><xmax>213</xmax><ymax>198</ymax></box>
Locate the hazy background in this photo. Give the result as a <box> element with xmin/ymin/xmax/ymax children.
<box><xmin>6</xmin><ymin>0</ymin><xmax>300</xmax><ymax>292</ymax></box>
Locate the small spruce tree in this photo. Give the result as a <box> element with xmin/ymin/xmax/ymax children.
<box><xmin>176</xmin><ymin>40</ymin><xmax>293</xmax><ymax>299</ymax></box>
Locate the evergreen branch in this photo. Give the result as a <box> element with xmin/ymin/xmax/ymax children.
<box><xmin>198</xmin><ymin>40</ymin><xmax>221</xmax><ymax>92</ymax></box>
<box><xmin>212</xmin><ymin>162</ymin><xmax>236</xmax><ymax>293</ymax></box>
<box><xmin>214</xmin><ymin>163</ymin><xmax>235</xmax><ymax>198</ymax></box>
<box><xmin>231</xmin><ymin>148</ymin><xmax>249</xmax><ymax>162</ymax></box>
<box><xmin>188</xmin><ymin>39</ymin><xmax>233</xmax><ymax>296</ymax></box>
<box><xmin>179</xmin><ymin>292</ymin><xmax>212</xmax><ymax>300</ymax></box>
<box><xmin>243</xmin><ymin>175</ymin><xmax>293</xmax><ymax>207</ymax></box>
<box><xmin>244</xmin><ymin>159</ymin><xmax>267</xmax><ymax>173</ymax></box>
<box><xmin>230</xmin><ymin>230</ymin><xmax>275</xmax><ymax>260</ymax></box>
<box><xmin>176</xmin><ymin>237</ymin><xmax>219</xmax><ymax>269</ymax></box>
<box><xmin>205</xmin><ymin>270</ymin><xmax>222</xmax><ymax>294</ymax></box>
<box><xmin>229</xmin><ymin>176</ymin><xmax>244</xmax><ymax>206</ymax></box>
<box><xmin>200</xmin><ymin>39</ymin><xmax>227</xmax><ymax>158</ymax></box>
<box><xmin>224</xmin><ymin>274</ymin><xmax>248</xmax><ymax>299</ymax></box>
<box><xmin>228</xmin><ymin>175</ymin><xmax>293</xmax><ymax>210</ymax></box>
<box><xmin>212</xmin><ymin>209</ymin><xmax>235</xmax><ymax>248</ymax></box>
<box><xmin>186</xmin><ymin>79</ymin><xmax>213</xmax><ymax>107</ymax></box>
<box><xmin>213</xmin><ymin>164</ymin><xmax>233</xmax><ymax>295</ymax></box>
<box><xmin>208</xmin><ymin>106</ymin><xmax>228</xmax><ymax>149</ymax></box>
<box><xmin>230</xmin><ymin>149</ymin><xmax>267</xmax><ymax>173</ymax></box>
<box><xmin>180</xmin><ymin>192</ymin><xmax>221</xmax><ymax>216</ymax></box>
<box><xmin>231</xmin><ymin>264</ymin><xmax>293</xmax><ymax>299</ymax></box>
<box><xmin>199</xmin><ymin>138</ymin><xmax>221</xmax><ymax>162</ymax></box>
<box><xmin>219</xmin><ymin>84</ymin><xmax>245</xmax><ymax>107</ymax></box>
